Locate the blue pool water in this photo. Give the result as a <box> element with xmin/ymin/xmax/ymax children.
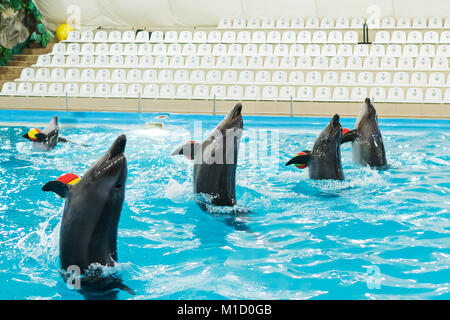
<box><xmin>0</xmin><ymin>109</ymin><xmax>449</xmax><ymax>300</ymax></box>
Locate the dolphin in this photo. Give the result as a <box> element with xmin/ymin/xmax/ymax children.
<box><xmin>42</xmin><ymin>134</ymin><xmax>133</xmax><ymax>296</ymax></box>
<box><xmin>286</xmin><ymin>114</ymin><xmax>344</xmax><ymax>180</ymax></box>
<box><xmin>341</xmin><ymin>98</ymin><xmax>387</xmax><ymax>169</ymax></box>
<box><xmin>171</xmin><ymin>103</ymin><xmax>243</xmax><ymax>207</ymax></box>
<box><xmin>22</xmin><ymin>115</ymin><xmax>68</xmax><ymax>150</ymax></box>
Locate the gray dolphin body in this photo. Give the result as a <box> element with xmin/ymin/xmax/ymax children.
<box><xmin>172</xmin><ymin>103</ymin><xmax>243</xmax><ymax>207</ymax></box>
<box><xmin>286</xmin><ymin>114</ymin><xmax>344</xmax><ymax>180</ymax></box>
<box><xmin>42</xmin><ymin>134</ymin><xmax>132</xmax><ymax>295</ymax></box>
<box><xmin>342</xmin><ymin>98</ymin><xmax>387</xmax><ymax>168</ymax></box>
<box><xmin>23</xmin><ymin>116</ymin><xmax>67</xmax><ymax>150</ymax></box>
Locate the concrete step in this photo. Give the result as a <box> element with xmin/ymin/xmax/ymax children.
<box><xmin>0</xmin><ymin>66</ymin><xmax>23</xmax><ymax>75</ymax></box>
<box><xmin>11</xmin><ymin>54</ymin><xmax>39</xmax><ymax>62</ymax></box>
<box><xmin>0</xmin><ymin>74</ymin><xmax>18</xmax><ymax>80</ymax></box>
<box><xmin>7</xmin><ymin>60</ymin><xmax>33</xmax><ymax>67</ymax></box>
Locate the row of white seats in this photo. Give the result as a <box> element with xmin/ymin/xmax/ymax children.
<box><xmin>18</xmin><ymin>68</ymin><xmax>450</xmax><ymax>87</ymax></box>
<box><xmin>67</xmin><ymin>30</ymin><xmax>359</xmax><ymax>44</ymax></box>
<box><xmin>218</xmin><ymin>16</ymin><xmax>450</xmax><ymax>29</ymax></box>
<box><xmin>2</xmin><ymin>82</ymin><xmax>447</xmax><ymax>103</ymax></box>
<box><xmin>50</xmin><ymin>43</ymin><xmax>450</xmax><ymax>58</ymax></box>
<box><xmin>34</xmin><ymin>54</ymin><xmax>449</xmax><ymax>71</ymax></box>
<box><xmin>374</xmin><ymin>30</ymin><xmax>450</xmax><ymax>44</ymax></box>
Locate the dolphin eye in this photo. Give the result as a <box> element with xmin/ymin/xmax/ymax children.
<box><xmin>115</xmin><ymin>184</ymin><xmax>122</xmax><ymax>189</ymax></box>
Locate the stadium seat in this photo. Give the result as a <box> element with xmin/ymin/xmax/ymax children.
<box><xmin>289</xmin><ymin>71</ymin><xmax>304</xmax><ymax>84</ymax></box>
<box><xmin>406</xmin><ymin>88</ymin><xmax>423</xmax><ymax>102</ymax></box>
<box><xmin>369</xmin><ymin>87</ymin><xmax>386</xmax><ymax>102</ymax></box>
<box><xmin>244</xmin><ymin>85</ymin><xmax>260</xmax><ymax>99</ymax></box>
<box><xmin>193</xmin><ymin>85</ymin><xmax>209</xmax><ymax>99</ymax></box>
<box><xmin>279</xmin><ymin>86</ymin><xmax>295</xmax><ymax>100</ymax></box>
<box><xmin>210</xmin><ymin>85</ymin><xmax>226</xmax><ymax>98</ymax></box>
<box><xmin>127</xmin><ymin>84</ymin><xmax>143</xmax><ymax>98</ymax></box>
<box><xmin>227</xmin><ymin>85</ymin><xmax>243</xmax><ymax>99</ymax></box>
<box><xmin>332</xmin><ymin>87</ymin><xmax>349</xmax><ymax>101</ymax></box>
<box><xmin>143</xmin><ymin>84</ymin><xmax>159</xmax><ymax>98</ymax></box>
<box><xmin>1</xmin><ymin>82</ymin><xmax>16</xmax><ymax>94</ymax></box>
<box><xmin>424</xmin><ymin>88</ymin><xmax>442</xmax><ymax>103</ymax></box>
<box><xmin>48</xmin><ymin>83</ymin><xmax>63</xmax><ymax>96</ymax></box>
<box><xmin>79</xmin><ymin>83</ymin><xmax>95</xmax><ymax>97</ymax></box>
<box><xmin>136</xmin><ymin>31</ymin><xmax>149</xmax><ymax>42</ymax></box>
<box><xmin>297</xmin><ymin>86</ymin><xmax>314</xmax><ymax>100</ymax></box>
<box><xmin>64</xmin><ymin>83</ymin><xmax>79</xmax><ymax>96</ymax></box>
<box><xmin>261</xmin><ymin>86</ymin><xmax>278</xmax><ymax>100</ymax></box>
<box><xmin>387</xmin><ymin>87</ymin><xmax>405</xmax><ymax>102</ymax></box>
<box><xmin>160</xmin><ymin>84</ymin><xmax>176</xmax><ymax>98</ymax></box>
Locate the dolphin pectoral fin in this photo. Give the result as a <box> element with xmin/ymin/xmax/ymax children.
<box><xmin>34</xmin><ymin>133</ymin><xmax>47</xmax><ymax>142</ymax></box>
<box><xmin>22</xmin><ymin>133</ymin><xmax>30</xmax><ymax>139</ymax></box>
<box><xmin>341</xmin><ymin>129</ymin><xmax>357</xmax><ymax>144</ymax></box>
<box><xmin>42</xmin><ymin>180</ymin><xmax>69</xmax><ymax>198</ymax></box>
<box><xmin>119</xmin><ymin>283</ymin><xmax>136</xmax><ymax>295</ymax></box>
<box><xmin>286</xmin><ymin>152</ymin><xmax>311</xmax><ymax>167</ymax></box>
<box><xmin>58</xmin><ymin>137</ymin><xmax>69</xmax><ymax>143</ymax></box>
<box><xmin>171</xmin><ymin>141</ymin><xmax>201</xmax><ymax>160</ymax></box>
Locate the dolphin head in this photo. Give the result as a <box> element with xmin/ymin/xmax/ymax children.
<box><xmin>314</xmin><ymin>114</ymin><xmax>343</xmax><ymax>153</ymax></box>
<box><xmin>356</xmin><ymin>98</ymin><xmax>377</xmax><ymax>128</ymax></box>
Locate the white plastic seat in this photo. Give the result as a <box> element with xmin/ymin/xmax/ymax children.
<box><xmin>95</xmin><ymin>69</ymin><xmax>110</xmax><ymax>82</ymax></box>
<box><xmin>337</xmin><ymin>44</ymin><xmax>353</xmax><ymax>56</ymax></box>
<box><xmin>218</xmin><ymin>18</ymin><xmax>232</xmax><ymax>28</ymax></box>
<box><xmin>178</xmin><ymin>31</ymin><xmax>193</xmax><ymax>43</ymax></box>
<box><xmin>222</xmin><ymin>70</ymin><xmax>237</xmax><ymax>83</ymax></box>
<box><xmin>237</xmin><ymin>31</ymin><xmax>251</xmax><ymax>43</ymax></box>
<box><xmin>351</xmin><ymin>87</ymin><xmax>367</xmax><ymax>101</ymax></box>
<box><xmin>397</xmin><ymin>57</ymin><xmax>414</xmax><ymax>70</ymax></box>
<box><xmin>276</xmin><ymin>17</ymin><xmax>290</xmax><ymax>28</ymax></box>
<box><xmin>267</xmin><ymin>31</ymin><xmax>281</xmax><ymax>43</ymax></box>
<box><xmin>80</xmin><ymin>43</ymin><xmax>94</xmax><ymax>55</ymax></box>
<box><xmin>228</xmin><ymin>44</ymin><xmax>242</xmax><ymax>56</ymax></box>
<box><xmin>375</xmin><ymin>71</ymin><xmax>391</xmax><ymax>85</ymax></box>
<box><xmin>154</xmin><ymin>55</ymin><xmax>169</xmax><ymax>67</ymax></box>
<box><xmin>193</xmin><ymin>85</ymin><xmax>209</xmax><ymax>99</ymax></box>
<box><xmin>36</xmin><ymin>54</ymin><xmax>51</xmax><ymax>66</ymax></box>
<box><xmin>127</xmin><ymin>84</ymin><xmax>142</xmax><ymax>98</ymax></box>
<box><xmin>193</xmin><ymin>31</ymin><xmax>207</xmax><ymax>43</ymax></box>
<box><xmin>80</xmin><ymin>31</ymin><xmax>93</xmax><ymax>42</ymax></box>
<box><xmin>35</xmin><ymin>68</ymin><xmax>50</xmax><ymax>80</ymax></box>
<box><xmin>206</xmin><ymin>70</ymin><xmax>221</xmax><ymax>83</ymax></box>
<box><xmin>207</xmin><ymin>31</ymin><xmax>221</xmax><ymax>43</ymax></box>
<box><xmin>332</xmin><ymin>87</ymin><xmax>349</xmax><ymax>101</ymax></box>
<box><xmin>274</xmin><ymin>44</ymin><xmax>289</xmax><ymax>56</ymax></box>
<box><xmin>232</xmin><ymin>56</ymin><xmax>246</xmax><ymax>68</ymax></box>
<box><xmin>110</xmin><ymin>84</ymin><xmax>126</xmax><ymax>98</ymax></box>
<box><xmin>280</xmin><ymin>56</ymin><xmax>295</xmax><ymax>68</ymax></box>
<box><xmin>312</xmin><ymin>31</ymin><xmax>327</xmax><ymax>43</ymax></box>
<box><xmin>261</xmin><ymin>86</ymin><xmax>278</xmax><ymax>100</ymax></box>
<box><xmin>366</xmin><ymin>17</ymin><xmax>380</xmax><ymax>28</ymax></box>
<box><xmin>406</xmin><ymin>88</ymin><xmax>423</xmax><ymax>102</ymax></box>
<box><xmin>259</xmin><ymin>44</ymin><xmax>273</xmax><ymax>56</ymax></box>
<box><xmin>232</xmin><ymin>18</ymin><xmax>246</xmax><ymax>28</ymax></box>
<box><xmin>52</xmin><ymin>43</ymin><xmax>65</xmax><ymax>55</ymax></box>
<box><xmin>238</xmin><ymin>70</ymin><xmax>254</xmax><ymax>84</ymax></box>
<box><xmin>380</xmin><ymin>57</ymin><xmax>396</xmax><ymax>70</ymax></box>
<box><xmin>243</xmin><ymin>44</ymin><xmax>257</xmax><ymax>56</ymax></box>
<box><xmin>109</xmin><ymin>55</ymin><xmax>123</xmax><ymax>67</ymax></box>
<box><xmin>403</xmin><ymin>45</ymin><xmax>418</xmax><ymax>57</ymax></box>
<box><xmin>363</xmin><ymin>57</ymin><xmax>379</xmax><ymax>70</ymax></box>
<box><xmin>323</xmin><ymin>71</ymin><xmax>339</xmax><ymax>84</ymax></box>
<box><xmin>181</xmin><ymin>43</ymin><xmax>196</xmax><ymax>56</ymax></box>
<box><xmin>296</xmin><ymin>86</ymin><xmax>314</xmax><ymax>101</ymax></box>
<box><xmin>159</xmin><ymin>84</ymin><xmax>176</xmax><ymax>98</ymax></box>
<box><xmin>297</xmin><ymin>31</ymin><xmax>311</xmax><ymax>43</ymax></box>
<box><xmin>420</xmin><ymin>44</ymin><xmax>436</xmax><ymax>57</ymax></box>
<box><xmin>397</xmin><ymin>17</ymin><xmax>411</xmax><ymax>28</ymax></box>
<box><xmin>433</xmin><ymin>57</ymin><xmax>448</xmax><ymax>70</ymax></box>
<box><xmin>212</xmin><ymin>44</ymin><xmax>227</xmax><ymax>56</ymax></box>
<box><xmin>328</xmin><ymin>31</ymin><xmax>342</xmax><ymax>43</ymax></box>
<box><xmin>305</xmin><ymin>44</ymin><xmax>320</xmax><ymax>56</ymax></box>
<box><xmin>47</xmin><ymin>83</ymin><xmax>63</xmax><ymax>96</ymax></box>
<box><xmin>313</xmin><ymin>56</ymin><xmax>329</xmax><ymax>69</ymax></box>
<box><xmin>279</xmin><ymin>86</ymin><xmax>295</xmax><ymax>100</ymax></box>
<box><xmin>291</xmin><ymin>17</ymin><xmax>305</xmax><ymax>28</ymax></box>
<box><xmin>79</xmin><ymin>83</ymin><xmax>95</xmax><ymax>97</ymax></box>
<box><xmin>140</xmin><ymin>55</ymin><xmax>153</xmax><ymax>67</ymax></box>
<box><xmin>248</xmin><ymin>56</ymin><xmax>263</xmax><ymax>68</ymax></box>
<box><xmin>343</xmin><ymin>31</ymin><xmax>358</xmax><ymax>43</ymax></box>
<box><xmin>65</xmin><ymin>68</ymin><xmax>80</xmax><ymax>81</ymax></box>
<box><xmin>412</xmin><ymin>17</ymin><xmax>427</xmax><ymax>28</ymax></box>
<box><xmin>190</xmin><ymin>70</ymin><xmax>205</xmax><ymax>83</ymax></box>
<box><xmin>264</xmin><ymin>56</ymin><xmax>279</xmax><ymax>68</ymax></box>
<box><xmin>122</xmin><ymin>31</ymin><xmax>135</xmax><ymax>42</ymax></box>
<box><xmin>95</xmin><ymin>43</ymin><xmax>109</xmax><ymax>55</ymax></box>
<box><xmin>335</xmin><ymin>17</ymin><xmax>350</xmax><ymax>28</ymax></box>
<box><xmin>272</xmin><ymin>71</ymin><xmax>287</xmax><ymax>84</ymax></box>
<box><xmin>143</xmin><ymin>70</ymin><xmax>157</xmax><ymax>82</ymax></box>
<box><xmin>216</xmin><ymin>55</ymin><xmax>231</xmax><ymax>68</ymax></box>
<box><xmin>393</xmin><ymin>72</ymin><xmax>409</xmax><ymax>85</ymax></box>
<box><xmin>222</xmin><ymin>31</ymin><xmax>236</xmax><ymax>43</ymax></box>
<box><xmin>306</xmin><ymin>17</ymin><xmax>320</xmax><ymax>28</ymax></box>
<box><xmin>340</xmin><ymin>71</ymin><xmax>356</xmax><ymax>85</ymax></box>
<box><xmin>150</xmin><ymin>31</ymin><xmax>164</xmax><ymax>43</ymax></box>
<box><xmin>428</xmin><ymin>17</ymin><xmax>443</xmax><ymax>28</ymax></box>
<box><xmin>350</xmin><ymin>17</ymin><xmax>364</xmax><ymax>28</ymax></box>
<box><xmin>320</xmin><ymin>17</ymin><xmax>334</xmax><ymax>28</ymax></box>
<box><xmin>1</xmin><ymin>82</ymin><xmax>16</xmax><ymax>94</ymax></box>
<box><xmin>136</xmin><ymin>31</ymin><xmax>149</xmax><ymax>42</ymax></box>
<box><xmin>94</xmin><ymin>84</ymin><xmax>114</xmax><ymax>98</ymax></box>
<box><xmin>424</xmin><ymin>88</ymin><xmax>442</xmax><ymax>103</ymax></box>
<box><xmin>296</xmin><ymin>56</ymin><xmax>312</xmax><ymax>69</ymax></box>
<box><xmin>164</xmin><ymin>31</ymin><xmax>178</xmax><ymax>43</ymax></box>
<box><xmin>357</xmin><ymin>71</ymin><xmax>374</xmax><ymax>85</ymax></box>
<box><xmin>261</xmin><ymin>17</ymin><xmax>275</xmax><ymax>28</ymax></box>
<box><xmin>152</xmin><ymin>43</ymin><xmax>166</xmax><ymax>56</ymax></box>
<box><xmin>370</xmin><ymin>45</ymin><xmax>385</xmax><ymax>57</ymax></box>
<box><xmin>289</xmin><ymin>44</ymin><xmax>304</xmax><ymax>56</ymax></box>
<box><xmin>244</xmin><ymin>85</ymin><xmax>260</xmax><ymax>99</ymax></box>
<box><xmin>387</xmin><ymin>87</ymin><xmax>404</xmax><ymax>102</ymax></box>
<box><xmin>227</xmin><ymin>85</ymin><xmax>243</xmax><ymax>99</ymax></box>
<box><xmin>210</xmin><ymin>85</ymin><xmax>226</xmax><ymax>99</ymax></box>
<box><xmin>66</xmin><ymin>31</ymin><xmax>80</xmax><ymax>42</ymax></box>
<box><xmin>138</xmin><ymin>44</ymin><xmax>152</xmax><ymax>56</ymax></box>
<box><xmin>255</xmin><ymin>71</ymin><xmax>271</xmax><ymax>84</ymax></box>
<box><xmin>251</xmin><ymin>31</ymin><xmax>266</xmax><ymax>43</ymax></box>
<box><xmin>81</xmin><ymin>69</ymin><xmax>95</xmax><ymax>82</ymax></box>
<box><xmin>49</xmin><ymin>68</ymin><xmax>64</xmax><ymax>81</ymax></box>
<box><xmin>282</xmin><ymin>31</ymin><xmax>296</xmax><ymax>43</ymax></box>
<box><xmin>94</xmin><ymin>31</ymin><xmax>108</xmax><ymax>42</ymax></box>
<box><xmin>428</xmin><ymin>72</ymin><xmax>445</xmax><ymax>86</ymax></box>
<box><xmin>175</xmin><ymin>84</ymin><xmax>192</xmax><ymax>98</ymax></box>
<box><xmin>407</xmin><ymin>31</ymin><xmax>423</xmax><ymax>44</ymax></box>
<box><xmin>387</xmin><ymin>44</ymin><xmax>402</xmax><ymax>57</ymax></box>
<box><xmin>354</xmin><ymin>44</ymin><xmax>369</xmax><ymax>56</ymax></box>
<box><xmin>111</xmin><ymin>69</ymin><xmax>126</xmax><ymax>82</ymax></box>
<box><xmin>167</xmin><ymin>43</ymin><xmax>182</xmax><ymax>55</ymax></box>
<box><xmin>411</xmin><ymin>72</ymin><xmax>427</xmax><ymax>86</ymax></box>
<box><xmin>289</xmin><ymin>71</ymin><xmax>304</xmax><ymax>84</ymax></box>
<box><xmin>142</xmin><ymin>84</ymin><xmax>159</xmax><ymax>98</ymax></box>
<box><xmin>158</xmin><ymin>69</ymin><xmax>173</xmax><ymax>82</ymax></box>
<box><xmin>20</xmin><ymin>68</ymin><xmax>35</xmax><ymax>80</ymax></box>
<box><xmin>108</xmin><ymin>31</ymin><xmax>121</xmax><ymax>42</ymax></box>
<box><xmin>381</xmin><ymin>17</ymin><xmax>395</xmax><ymax>28</ymax></box>
<box><xmin>423</xmin><ymin>31</ymin><xmax>439</xmax><ymax>44</ymax></box>
<box><xmin>169</xmin><ymin>55</ymin><xmax>184</xmax><ymax>68</ymax></box>
<box><xmin>17</xmin><ymin>82</ymin><xmax>33</xmax><ymax>96</ymax></box>
<box><xmin>437</xmin><ymin>45</ymin><xmax>450</xmax><ymax>57</ymax></box>
<box><xmin>346</xmin><ymin>56</ymin><xmax>362</xmax><ymax>69</ymax></box>
<box><xmin>305</xmin><ymin>71</ymin><xmax>322</xmax><ymax>85</ymax></box>
<box><xmin>321</xmin><ymin>44</ymin><xmax>336</xmax><ymax>56</ymax></box>
<box><xmin>391</xmin><ymin>31</ymin><xmax>406</xmax><ymax>44</ymax></box>
<box><xmin>247</xmin><ymin>17</ymin><xmax>260</xmax><ymax>29</ymax></box>
<box><xmin>51</xmin><ymin>54</ymin><xmax>65</xmax><ymax>66</ymax></box>
<box><xmin>415</xmin><ymin>57</ymin><xmax>431</xmax><ymax>70</ymax></box>
<box><xmin>374</xmin><ymin>31</ymin><xmax>390</xmax><ymax>44</ymax></box>
<box><xmin>110</xmin><ymin>43</ymin><xmax>123</xmax><ymax>55</ymax></box>
<box><xmin>127</xmin><ymin>69</ymin><xmax>141</xmax><ymax>82</ymax></box>
<box><xmin>64</xmin><ymin>83</ymin><xmax>79</xmax><ymax>96</ymax></box>
<box><xmin>369</xmin><ymin>87</ymin><xmax>386</xmax><ymax>102</ymax></box>
<box><xmin>445</xmin><ymin>89</ymin><xmax>450</xmax><ymax>102</ymax></box>
<box><xmin>65</xmin><ymin>55</ymin><xmax>80</xmax><ymax>67</ymax></box>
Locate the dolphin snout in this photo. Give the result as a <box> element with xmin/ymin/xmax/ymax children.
<box><xmin>231</xmin><ymin>103</ymin><xmax>242</xmax><ymax>118</ymax></box>
<box><xmin>109</xmin><ymin>134</ymin><xmax>127</xmax><ymax>158</ymax></box>
<box><xmin>332</xmin><ymin>114</ymin><xmax>340</xmax><ymax>125</ymax></box>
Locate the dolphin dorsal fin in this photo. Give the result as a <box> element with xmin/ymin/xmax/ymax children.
<box><xmin>171</xmin><ymin>141</ymin><xmax>201</xmax><ymax>160</ymax></box>
<box><xmin>42</xmin><ymin>180</ymin><xmax>69</xmax><ymax>198</ymax></box>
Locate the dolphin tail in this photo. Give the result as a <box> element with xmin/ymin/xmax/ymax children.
<box><xmin>34</xmin><ymin>132</ymin><xmax>47</xmax><ymax>142</ymax></box>
<box><xmin>58</xmin><ymin>137</ymin><xmax>69</xmax><ymax>143</ymax></box>
<box><xmin>341</xmin><ymin>129</ymin><xmax>357</xmax><ymax>144</ymax></box>
<box><xmin>171</xmin><ymin>141</ymin><xmax>201</xmax><ymax>160</ymax></box>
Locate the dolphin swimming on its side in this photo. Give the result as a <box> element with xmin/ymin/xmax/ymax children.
<box><xmin>23</xmin><ymin>116</ymin><xmax>68</xmax><ymax>150</ymax></box>
<box><xmin>42</xmin><ymin>134</ymin><xmax>133</xmax><ymax>297</ymax></box>
<box><xmin>286</xmin><ymin>114</ymin><xmax>344</xmax><ymax>180</ymax></box>
<box><xmin>171</xmin><ymin>103</ymin><xmax>243</xmax><ymax>207</ymax></box>
<box><xmin>341</xmin><ymin>98</ymin><xmax>387</xmax><ymax>169</ymax></box>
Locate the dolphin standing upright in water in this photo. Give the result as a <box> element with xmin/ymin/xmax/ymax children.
<box><xmin>171</xmin><ymin>103</ymin><xmax>243</xmax><ymax>207</ymax></box>
<box><xmin>42</xmin><ymin>134</ymin><xmax>133</xmax><ymax>296</ymax></box>
<box><xmin>341</xmin><ymin>98</ymin><xmax>387</xmax><ymax>168</ymax></box>
<box><xmin>22</xmin><ymin>115</ymin><xmax>67</xmax><ymax>150</ymax></box>
<box><xmin>286</xmin><ymin>114</ymin><xmax>344</xmax><ymax>180</ymax></box>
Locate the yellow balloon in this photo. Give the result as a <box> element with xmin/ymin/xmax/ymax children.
<box><xmin>56</xmin><ymin>24</ymin><xmax>74</xmax><ymax>41</ymax></box>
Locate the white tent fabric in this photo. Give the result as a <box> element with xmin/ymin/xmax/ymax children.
<box><xmin>33</xmin><ymin>0</ymin><xmax>450</xmax><ymax>30</ymax></box>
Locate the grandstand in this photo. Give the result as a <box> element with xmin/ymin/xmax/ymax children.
<box><xmin>0</xmin><ymin>14</ymin><xmax>449</xmax><ymax>118</ymax></box>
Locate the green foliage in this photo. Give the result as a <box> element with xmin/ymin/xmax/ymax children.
<box><xmin>0</xmin><ymin>0</ymin><xmax>54</xmax><ymax>65</ymax></box>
